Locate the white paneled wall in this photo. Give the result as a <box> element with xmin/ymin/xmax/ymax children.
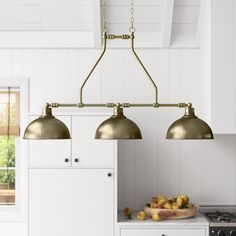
<box><xmin>0</xmin><ymin>48</ymin><xmax>206</xmax><ymax>114</ymax></box>
<box><xmin>0</xmin><ymin>45</ymin><xmax>236</xmax><ymax>211</ymax></box>
<box><xmin>119</xmin><ymin>134</ymin><xmax>236</xmax><ymax>210</ymax></box>
<box><xmin>0</xmin><ymin>223</ymin><xmax>26</xmax><ymax>236</ymax></box>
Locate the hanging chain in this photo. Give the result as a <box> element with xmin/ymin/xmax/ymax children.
<box><xmin>102</xmin><ymin>0</ymin><xmax>108</xmax><ymax>33</ymax></box>
<box><xmin>129</xmin><ymin>0</ymin><xmax>135</xmax><ymax>32</ymax></box>
<box><xmin>102</xmin><ymin>0</ymin><xmax>135</xmax><ymax>34</ymax></box>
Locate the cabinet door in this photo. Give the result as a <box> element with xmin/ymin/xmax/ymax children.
<box><xmin>28</xmin><ymin>116</ymin><xmax>71</xmax><ymax>168</ymax></box>
<box><xmin>72</xmin><ymin>116</ymin><xmax>115</xmax><ymax>167</ymax></box>
<box><xmin>29</xmin><ymin>169</ymin><xmax>114</xmax><ymax>236</ymax></box>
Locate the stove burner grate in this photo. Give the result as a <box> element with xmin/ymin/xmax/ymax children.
<box><xmin>205</xmin><ymin>211</ymin><xmax>236</xmax><ymax>223</ymax></box>
<box><xmin>217</xmin><ymin>216</ymin><xmax>232</xmax><ymax>223</ymax></box>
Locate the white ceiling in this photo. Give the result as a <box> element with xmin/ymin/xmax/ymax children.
<box><xmin>0</xmin><ymin>0</ymin><xmax>93</xmax><ymax>31</ymax></box>
<box><xmin>0</xmin><ymin>0</ymin><xmax>203</xmax><ymax>48</ymax></box>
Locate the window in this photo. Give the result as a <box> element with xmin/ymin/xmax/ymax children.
<box><xmin>0</xmin><ymin>89</ymin><xmax>20</xmax><ymax>205</ymax></box>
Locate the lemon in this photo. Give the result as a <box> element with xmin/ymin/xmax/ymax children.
<box><xmin>137</xmin><ymin>211</ymin><xmax>146</xmax><ymax>220</ymax></box>
<box><xmin>152</xmin><ymin>212</ymin><xmax>161</xmax><ymax>221</ymax></box>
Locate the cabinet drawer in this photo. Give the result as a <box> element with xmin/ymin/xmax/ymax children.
<box><xmin>120</xmin><ymin>228</ymin><xmax>206</xmax><ymax>236</ymax></box>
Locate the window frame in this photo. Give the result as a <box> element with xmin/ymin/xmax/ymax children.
<box><xmin>0</xmin><ymin>90</ymin><xmax>20</xmax><ymax>136</ymax></box>
<box><xmin>0</xmin><ymin>78</ymin><xmax>29</xmax><ymax>222</ymax></box>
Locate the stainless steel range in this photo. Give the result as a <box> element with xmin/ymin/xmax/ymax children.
<box><xmin>200</xmin><ymin>205</ymin><xmax>236</xmax><ymax>236</ymax></box>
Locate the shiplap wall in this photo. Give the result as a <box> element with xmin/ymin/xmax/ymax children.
<box><xmin>0</xmin><ymin>1</ymin><xmax>235</xmax><ymax>219</ymax></box>
<box><xmin>0</xmin><ymin>49</ymin><xmax>235</xmax><ymax>212</ymax></box>
<box><xmin>118</xmin><ymin>0</ymin><xmax>236</xmax><ymax>209</ymax></box>
<box><xmin>118</xmin><ymin>0</ymin><xmax>236</xmax><ymax>211</ymax></box>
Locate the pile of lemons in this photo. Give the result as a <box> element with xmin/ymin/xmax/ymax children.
<box><xmin>136</xmin><ymin>194</ymin><xmax>194</xmax><ymax>221</ymax></box>
<box><xmin>148</xmin><ymin>194</ymin><xmax>193</xmax><ymax>210</ymax></box>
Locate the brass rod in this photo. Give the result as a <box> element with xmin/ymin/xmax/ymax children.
<box><xmin>51</xmin><ymin>102</ymin><xmax>188</xmax><ymax>109</ymax></box>
<box><xmin>58</xmin><ymin>104</ymin><xmax>78</xmax><ymax>107</ymax></box>
<box><xmin>158</xmin><ymin>104</ymin><xmax>179</xmax><ymax>107</ymax></box>
<box><xmin>50</xmin><ymin>103</ymin><xmax>78</xmax><ymax>108</ymax></box>
<box><xmin>83</xmin><ymin>104</ymin><xmax>108</xmax><ymax>107</ymax></box>
<box><xmin>129</xmin><ymin>104</ymin><xmax>154</xmax><ymax>107</ymax></box>
<box><xmin>131</xmin><ymin>32</ymin><xmax>158</xmax><ymax>104</ymax></box>
<box><xmin>83</xmin><ymin>103</ymin><xmax>154</xmax><ymax>108</ymax></box>
<box><xmin>79</xmin><ymin>32</ymin><xmax>107</xmax><ymax>104</ymax></box>
<box><xmin>158</xmin><ymin>103</ymin><xmax>187</xmax><ymax>108</ymax></box>
<box><xmin>51</xmin><ymin>103</ymin><xmax>108</xmax><ymax>108</ymax></box>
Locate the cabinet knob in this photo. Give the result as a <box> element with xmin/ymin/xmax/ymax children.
<box><xmin>64</xmin><ymin>158</ymin><xmax>69</xmax><ymax>163</ymax></box>
<box><xmin>74</xmin><ymin>158</ymin><xmax>79</xmax><ymax>163</ymax></box>
<box><xmin>107</xmin><ymin>173</ymin><xmax>112</xmax><ymax>177</ymax></box>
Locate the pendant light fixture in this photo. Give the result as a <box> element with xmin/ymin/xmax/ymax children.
<box><xmin>166</xmin><ymin>105</ymin><xmax>213</xmax><ymax>139</ymax></box>
<box><xmin>95</xmin><ymin>105</ymin><xmax>142</xmax><ymax>140</ymax></box>
<box><xmin>24</xmin><ymin>0</ymin><xmax>213</xmax><ymax>140</ymax></box>
<box><xmin>24</xmin><ymin>104</ymin><xmax>70</xmax><ymax>139</ymax></box>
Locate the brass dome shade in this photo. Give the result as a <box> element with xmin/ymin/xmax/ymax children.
<box><xmin>166</xmin><ymin>107</ymin><xmax>214</xmax><ymax>140</ymax></box>
<box><xmin>24</xmin><ymin>105</ymin><xmax>71</xmax><ymax>140</ymax></box>
<box><xmin>95</xmin><ymin>106</ymin><xmax>142</xmax><ymax>140</ymax></box>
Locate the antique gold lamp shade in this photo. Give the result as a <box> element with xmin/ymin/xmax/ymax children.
<box><xmin>166</xmin><ymin>106</ymin><xmax>213</xmax><ymax>140</ymax></box>
<box><xmin>95</xmin><ymin>106</ymin><xmax>142</xmax><ymax>139</ymax></box>
<box><xmin>24</xmin><ymin>105</ymin><xmax>71</xmax><ymax>139</ymax></box>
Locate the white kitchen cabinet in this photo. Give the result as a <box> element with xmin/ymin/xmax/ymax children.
<box><xmin>72</xmin><ymin>116</ymin><xmax>115</xmax><ymax>167</ymax></box>
<box><xmin>29</xmin><ymin>168</ymin><xmax>114</xmax><ymax>236</ymax></box>
<box><xmin>28</xmin><ymin>115</ymin><xmax>71</xmax><ymax>168</ymax></box>
<box><xmin>28</xmin><ymin>114</ymin><xmax>116</xmax><ymax>236</ymax></box>
<box><xmin>211</xmin><ymin>0</ymin><xmax>236</xmax><ymax>133</ymax></box>
<box><xmin>120</xmin><ymin>228</ymin><xmax>206</xmax><ymax>236</ymax></box>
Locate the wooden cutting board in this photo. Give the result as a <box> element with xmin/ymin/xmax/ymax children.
<box><xmin>144</xmin><ymin>206</ymin><xmax>197</xmax><ymax>220</ymax></box>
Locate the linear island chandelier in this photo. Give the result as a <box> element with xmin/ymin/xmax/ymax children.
<box><xmin>24</xmin><ymin>0</ymin><xmax>213</xmax><ymax>140</ymax></box>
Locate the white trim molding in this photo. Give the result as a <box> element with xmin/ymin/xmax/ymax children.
<box><xmin>0</xmin><ymin>77</ymin><xmax>29</xmax><ymax>224</ymax></box>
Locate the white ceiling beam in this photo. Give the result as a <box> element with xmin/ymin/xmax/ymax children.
<box><xmin>92</xmin><ymin>0</ymin><xmax>102</xmax><ymax>47</ymax></box>
<box><xmin>162</xmin><ymin>0</ymin><xmax>174</xmax><ymax>47</ymax></box>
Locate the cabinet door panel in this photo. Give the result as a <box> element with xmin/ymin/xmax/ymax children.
<box><xmin>72</xmin><ymin>116</ymin><xmax>114</xmax><ymax>167</ymax></box>
<box><xmin>121</xmin><ymin>228</ymin><xmax>206</xmax><ymax>236</ymax></box>
<box><xmin>28</xmin><ymin>116</ymin><xmax>71</xmax><ymax>167</ymax></box>
<box><xmin>29</xmin><ymin>169</ymin><xmax>114</xmax><ymax>236</ymax></box>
